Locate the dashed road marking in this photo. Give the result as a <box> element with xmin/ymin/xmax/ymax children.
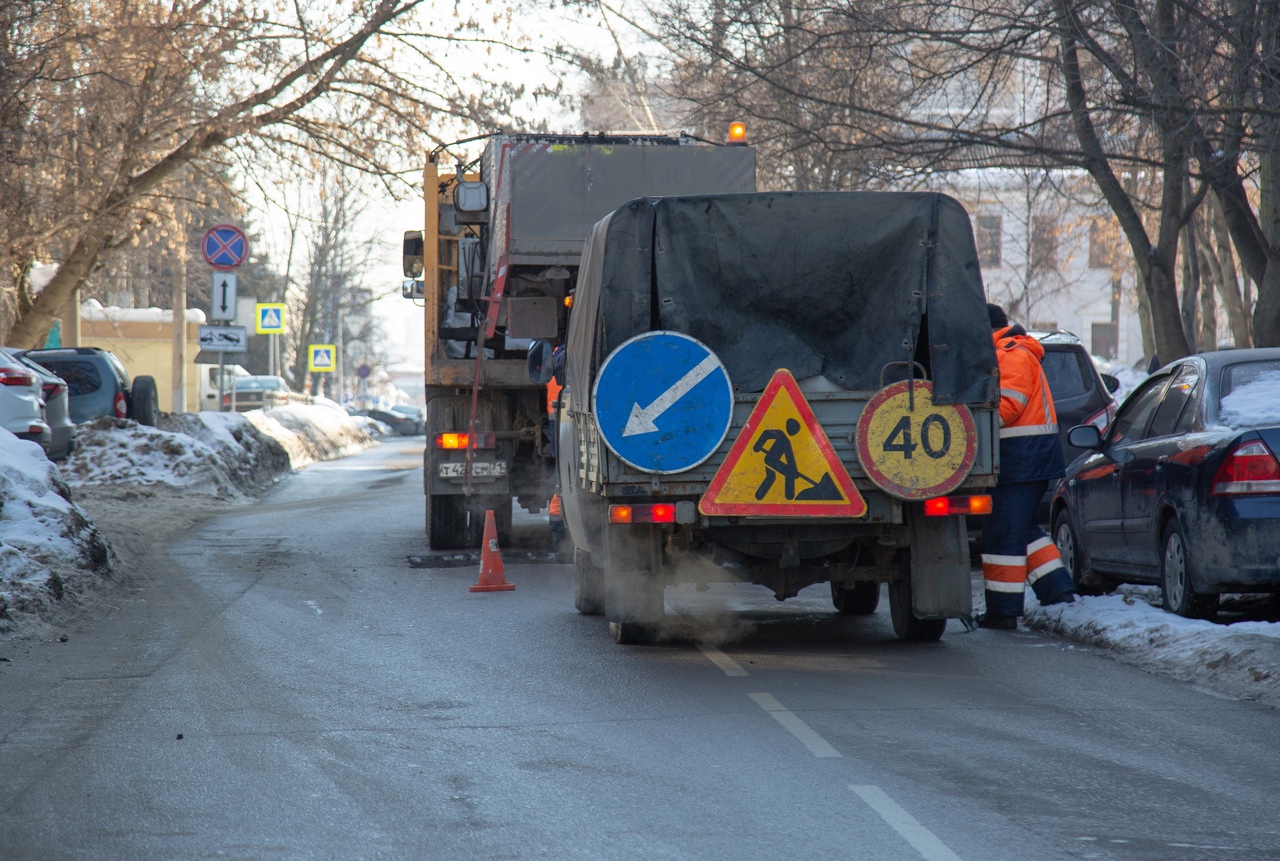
<box><xmin>747</xmin><ymin>692</ymin><xmax>841</xmax><ymax>758</ymax></box>
<box><xmin>699</xmin><ymin>644</ymin><xmax>748</xmax><ymax>676</ymax></box>
<box><xmin>851</xmin><ymin>785</ymin><xmax>965</xmax><ymax>861</ymax></box>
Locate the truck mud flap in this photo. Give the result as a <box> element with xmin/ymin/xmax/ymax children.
<box><xmin>906</xmin><ymin>512</ymin><xmax>973</xmax><ymax>618</ymax></box>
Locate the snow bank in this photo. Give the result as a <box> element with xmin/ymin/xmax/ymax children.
<box><xmin>0</xmin><ymin>433</ymin><xmax>112</xmax><ymax>636</ymax></box>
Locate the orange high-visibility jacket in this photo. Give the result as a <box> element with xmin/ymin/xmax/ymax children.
<box><xmin>993</xmin><ymin>325</ymin><xmax>1065</xmax><ymax>483</ymax></box>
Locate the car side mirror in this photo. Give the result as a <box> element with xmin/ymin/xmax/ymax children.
<box><xmin>1101</xmin><ymin>373</ymin><xmax>1120</xmax><ymax>394</ymax></box>
<box><xmin>1067</xmin><ymin>424</ymin><xmax>1104</xmax><ymax>450</ymax></box>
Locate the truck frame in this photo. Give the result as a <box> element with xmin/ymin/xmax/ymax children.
<box><xmin>403</xmin><ymin>132</ymin><xmax>756</xmax><ymax>549</ymax></box>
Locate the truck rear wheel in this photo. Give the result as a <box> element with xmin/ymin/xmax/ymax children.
<box><xmin>831</xmin><ymin>580</ymin><xmax>880</xmax><ymax>615</ymax></box>
<box><xmin>604</xmin><ymin>525</ymin><xmax>664</xmax><ymax>644</ymax></box>
<box><xmin>574</xmin><ymin>548</ymin><xmax>604</xmax><ymax>615</ymax></box>
<box><xmin>889</xmin><ymin>575</ymin><xmax>947</xmax><ymax>642</ymax></box>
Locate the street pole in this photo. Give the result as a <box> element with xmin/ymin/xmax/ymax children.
<box><xmin>172</xmin><ymin>239</ymin><xmax>187</xmax><ymax>413</ymax></box>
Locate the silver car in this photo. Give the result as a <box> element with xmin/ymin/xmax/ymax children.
<box><xmin>3</xmin><ymin>348</ymin><xmax>76</xmax><ymax>460</ymax></box>
<box><xmin>0</xmin><ymin>349</ymin><xmax>52</xmax><ymax>452</ymax></box>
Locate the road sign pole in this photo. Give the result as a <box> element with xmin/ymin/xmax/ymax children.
<box><xmin>217</xmin><ymin>351</ymin><xmax>227</xmax><ymax>412</ymax></box>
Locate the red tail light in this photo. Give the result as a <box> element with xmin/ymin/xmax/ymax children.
<box><xmin>609</xmin><ymin>503</ymin><xmax>677</xmax><ymax>524</ymax></box>
<box><xmin>0</xmin><ymin>369</ymin><xmax>35</xmax><ymax>387</ymax></box>
<box><xmin>924</xmin><ymin>495</ymin><xmax>993</xmax><ymax>516</ymax></box>
<box><xmin>42</xmin><ymin>382</ymin><xmax>66</xmax><ymax>398</ymax></box>
<box><xmin>114</xmin><ymin>391</ymin><xmax>127</xmax><ymax>418</ymax></box>
<box><xmin>1211</xmin><ymin>440</ymin><xmax>1280</xmax><ymax>495</ymax></box>
<box><xmin>435</xmin><ymin>432</ymin><xmax>496</xmax><ymax>450</ymax></box>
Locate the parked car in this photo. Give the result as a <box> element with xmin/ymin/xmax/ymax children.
<box><xmin>1051</xmin><ymin>347</ymin><xmax>1280</xmax><ymax>618</ymax></box>
<box><xmin>387</xmin><ymin>404</ymin><xmax>426</xmax><ymax>435</ymax></box>
<box><xmin>223</xmin><ymin>375</ymin><xmax>294</xmax><ymax>411</ymax></box>
<box><xmin>366</xmin><ymin>407</ymin><xmax>424</xmax><ymax>437</ymax></box>
<box><xmin>0</xmin><ymin>350</ymin><xmax>52</xmax><ymax>451</ymax></box>
<box><xmin>1</xmin><ymin>348</ymin><xmax>76</xmax><ymax>460</ymax></box>
<box><xmin>18</xmin><ymin>346</ymin><xmax>159</xmax><ymax>426</ymax></box>
<box><xmin>1033</xmin><ymin>330</ymin><xmax>1120</xmax><ymax>463</ymax></box>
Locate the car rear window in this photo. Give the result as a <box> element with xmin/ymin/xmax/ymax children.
<box><xmin>31</xmin><ymin>359</ymin><xmax>102</xmax><ymax>397</ymax></box>
<box><xmin>1040</xmin><ymin>348</ymin><xmax>1094</xmax><ymax>400</ymax></box>
<box><xmin>1219</xmin><ymin>361</ymin><xmax>1280</xmax><ymax>427</ymax></box>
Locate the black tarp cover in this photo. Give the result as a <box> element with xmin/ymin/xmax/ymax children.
<box><xmin>566</xmin><ymin>192</ymin><xmax>997</xmax><ymax>408</ymax></box>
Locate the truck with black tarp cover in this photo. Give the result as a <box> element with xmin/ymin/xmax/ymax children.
<box><xmin>402</xmin><ymin>133</ymin><xmax>756</xmax><ymax>549</ymax></box>
<box><xmin>557</xmin><ymin>191</ymin><xmax>1001</xmax><ymax>643</ymax></box>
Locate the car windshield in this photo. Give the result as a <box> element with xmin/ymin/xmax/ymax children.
<box><xmin>235</xmin><ymin>377</ymin><xmax>285</xmax><ymax>391</ymax></box>
<box><xmin>1218</xmin><ymin>362</ymin><xmax>1280</xmax><ymax>428</ymax></box>
<box><xmin>1040</xmin><ymin>349</ymin><xmax>1093</xmax><ymax>399</ymax></box>
<box><xmin>30</xmin><ymin>359</ymin><xmax>102</xmax><ymax>397</ymax></box>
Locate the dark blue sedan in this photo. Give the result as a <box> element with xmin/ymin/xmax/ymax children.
<box><xmin>1051</xmin><ymin>348</ymin><xmax>1280</xmax><ymax>618</ymax></box>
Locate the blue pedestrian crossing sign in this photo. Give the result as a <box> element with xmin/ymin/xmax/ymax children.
<box><xmin>308</xmin><ymin>344</ymin><xmax>336</xmax><ymax>373</ymax></box>
<box><xmin>256</xmin><ymin>303</ymin><xmax>285</xmax><ymax>334</ymax></box>
<box><xmin>593</xmin><ymin>331</ymin><xmax>734</xmax><ymax>474</ymax></box>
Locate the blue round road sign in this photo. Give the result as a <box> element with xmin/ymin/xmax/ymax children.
<box><xmin>593</xmin><ymin>331</ymin><xmax>734</xmax><ymax>474</ymax></box>
<box><xmin>201</xmin><ymin>224</ymin><xmax>249</xmax><ymax>271</ymax></box>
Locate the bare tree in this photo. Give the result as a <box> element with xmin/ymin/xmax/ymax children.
<box><xmin>1</xmin><ymin>0</ymin><xmax>530</xmax><ymax>347</ymax></box>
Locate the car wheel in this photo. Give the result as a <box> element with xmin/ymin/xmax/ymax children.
<box><xmin>130</xmin><ymin>375</ymin><xmax>159</xmax><ymax>426</ymax></box>
<box><xmin>1053</xmin><ymin>508</ymin><xmax>1114</xmax><ymax>595</ymax></box>
<box><xmin>574</xmin><ymin>548</ymin><xmax>604</xmax><ymax>615</ymax></box>
<box><xmin>1161</xmin><ymin>519</ymin><xmax>1219</xmax><ymax>619</ymax></box>
<box><xmin>831</xmin><ymin>580</ymin><xmax>880</xmax><ymax>615</ymax></box>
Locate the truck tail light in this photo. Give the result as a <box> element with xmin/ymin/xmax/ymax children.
<box><xmin>0</xmin><ymin>369</ymin><xmax>35</xmax><ymax>387</ymax></box>
<box><xmin>114</xmin><ymin>392</ymin><xmax>127</xmax><ymax>418</ymax></box>
<box><xmin>1211</xmin><ymin>440</ymin><xmax>1280</xmax><ymax>495</ymax></box>
<box><xmin>435</xmin><ymin>432</ymin><xmax>496</xmax><ymax>450</ymax></box>
<box><xmin>609</xmin><ymin>503</ymin><xmax>676</xmax><ymax>524</ymax></box>
<box><xmin>1083</xmin><ymin>402</ymin><xmax>1116</xmax><ymax>432</ymax></box>
<box><xmin>924</xmin><ymin>495</ymin><xmax>992</xmax><ymax>516</ymax></box>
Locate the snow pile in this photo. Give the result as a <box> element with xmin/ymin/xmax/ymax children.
<box><xmin>1026</xmin><ymin>587</ymin><xmax>1280</xmax><ymax>706</ymax></box>
<box><xmin>0</xmin><ymin>434</ymin><xmax>112</xmax><ymax>636</ymax></box>
<box><xmin>1093</xmin><ymin>357</ymin><xmax>1146</xmax><ymax>404</ymax></box>
<box><xmin>244</xmin><ymin>404</ymin><xmax>377</xmax><ymax>469</ymax></box>
<box><xmin>1219</xmin><ymin>373</ymin><xmax>1280</xmax><ymax>428</ymax></box>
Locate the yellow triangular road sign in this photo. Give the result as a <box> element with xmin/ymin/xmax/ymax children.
<box><xmin>700</xmin><ymin>369</ymin><xmax>866</xmax><ymax>517</ymax></box>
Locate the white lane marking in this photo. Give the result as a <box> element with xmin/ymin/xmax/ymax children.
<box><xmin>623</xmin><ymin>355</ymin><xmax>720</xmax><ymax>436</ymax></box>
<box><xmin>699</xmin><ymin>644</ymin><xmax>748</xmax><ymax>676</ymax></box>
<box><xmin>851</xmin><ymin>785</ymin><xmax>964</xmax><ymax>861</ymax></box>
<box><xmin>304</xmin><ymin>601</ymin><xmax>323</xmax><ymax>615</ymax></box>
<box><xmin>748</xmin><ymin>692</ymin><xmax>841</xmax><ymax>758</ymax></box>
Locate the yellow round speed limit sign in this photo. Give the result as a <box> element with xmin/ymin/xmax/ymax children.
<box><xmin>855</xmin><ymin>380</ymin><xmax>977</xmax><ymax>500</ymax></box>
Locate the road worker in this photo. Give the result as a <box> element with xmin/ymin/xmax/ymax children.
<box><xmin>977</xmin><ymin>303</ymin><xmax>1078</xmax><ymax>629</ymax></box>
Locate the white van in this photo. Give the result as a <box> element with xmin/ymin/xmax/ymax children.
<box><xmin>197</xmin><ymin>363</ymin><xmax>250</xmax><ymax>411</ymax></box>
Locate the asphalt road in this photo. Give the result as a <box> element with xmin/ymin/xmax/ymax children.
<box><xmin>2</xmin><ymin>437</ymin><xmax>1278</xmax><ymax>860</ymax></box>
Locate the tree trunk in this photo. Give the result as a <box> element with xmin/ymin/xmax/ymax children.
<box><xmin>8</xmin><ymin>226</ymin><xmax>109</xmax><ymax>349</ymax></box>
<box><xmin>1206</xmin><ymin>192</ymin><xmax>1251</xmax><ymax>347</ymax></box>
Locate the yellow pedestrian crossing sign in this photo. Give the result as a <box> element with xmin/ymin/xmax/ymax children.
<box><xmin>700</xmin><ymin>369</ymin><xmax>866</xmax><ymax>517</ymax></box>
<box><xmin>256</xmin><ymin>303</ymin><xmax>286</xmax><ymax>334</ymax></box>
<box><xmin>308</xmin><ymin>344</ymin><xmax>336</xmax><ymax>372</ymax></box>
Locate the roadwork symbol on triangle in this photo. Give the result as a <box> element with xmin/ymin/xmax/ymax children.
<box><xmin>700</xmin><ymin>369</ymin><xmax>867</xmax><ymax>517</ymax></box>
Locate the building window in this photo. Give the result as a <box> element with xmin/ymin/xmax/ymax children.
<box><xmin>976</xmin><ymin>215</ymin><xmax>1002</xmax><ymax>268</ymax></box>
<box><xmin>1031</xmin><ymin>215</ymin><xmax>1058</xmax><ymax>272</ymax></box>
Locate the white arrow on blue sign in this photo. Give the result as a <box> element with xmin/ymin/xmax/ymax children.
<box><xmin>593</xmin><ymin>331</ymin><xmax>734</xmax><ymax>474</ymax></box>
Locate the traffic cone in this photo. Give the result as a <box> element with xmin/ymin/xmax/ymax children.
<box><xmin>470</xmin><ymin>509</ymin><xmax>515</xmax><ymax>592</ymax></box>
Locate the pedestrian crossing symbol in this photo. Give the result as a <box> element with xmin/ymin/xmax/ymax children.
<box><xmin>308</xmin><ymin>344</ymin><xmax>336</xmax><ymax>372</ymax></box>
<box><xmin>700</xmin><ymin>369</ymin><xmax>866</xmax><ymax>517</ymax></box>
<box><xmin>256</xmin><ymin>303</ymin><xmax>286</xmax><ymax>334</ymax></box>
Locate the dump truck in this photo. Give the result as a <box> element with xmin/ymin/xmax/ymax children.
<box><xmin>401</xmin><ymin>132</ymin><xmax>757</xmax><ymax>549</ymax></box>
<box><xmin>554</xmin><ymin>191</ymin><xmax>1001</xmax><ymax>643</ymax></box>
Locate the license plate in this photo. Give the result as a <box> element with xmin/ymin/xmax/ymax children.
<box><xmin>438</xmin><ymin>461</ymin><xmax>507</xmax><ymax>478</ymax></box>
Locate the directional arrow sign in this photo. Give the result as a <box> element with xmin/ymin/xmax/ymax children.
<box><xmin>210</xmin><ymin>273</ymin><xmax>237</xmax><ymax>322</ymax></box>
<box><xmin>593</xmin><ymin>331</ymin><xmax>733</xmax><ymax>474</ymax></box>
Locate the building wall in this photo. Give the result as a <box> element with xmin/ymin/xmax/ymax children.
<box><xmin>78</xmin><ymin>304</ymin><xmax>210</xmax><ymax>413</ymax></box>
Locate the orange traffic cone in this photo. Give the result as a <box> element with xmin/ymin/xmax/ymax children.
<box><xmin>470</xmin><ymin>509</ymin><xmax>515</xmax><ymax>592</ymax></box>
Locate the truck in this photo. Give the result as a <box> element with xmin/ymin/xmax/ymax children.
<box><xmin>401</xmin><ymin>132</ymin><xmax>756</xmax><ymax>549</ymax></box>
<box><xmin>555</xmin><ymin>191</ymin><xmax>1002</xmax><ymax>643</ymax></box>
